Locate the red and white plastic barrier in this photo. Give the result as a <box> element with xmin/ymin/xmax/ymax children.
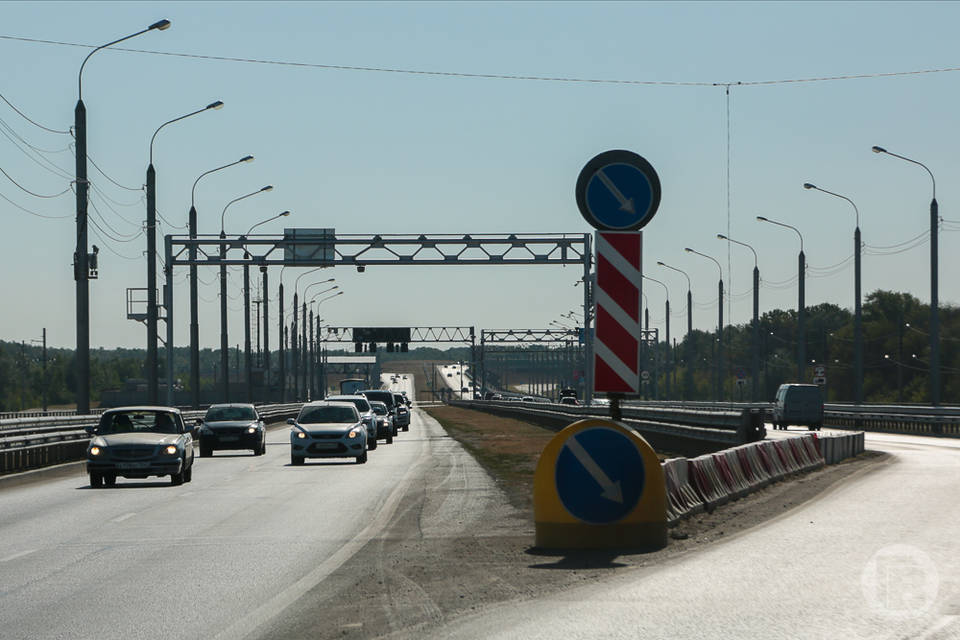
<box><xmin>663</xmin><ymin>457</ymin><xmax>705</xmax><ymax>524</ymax></box>
<box><xmin>660</xmin><ymin>432</ymin><xmax>864</xmax><ymax>525</ymax></box>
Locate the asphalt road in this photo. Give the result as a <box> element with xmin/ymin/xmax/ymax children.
<box><xmin>424</xmin><ymin>427</ymin><xmax>960</xmax><ymax>640</ymax></box>
<box><xmin>0</xmin><ymin>377</ymin><xmax>440</xmax><ymax>640</ymax></box>
<box><xmin>436</xmin><ymin>363</ymin><xmax>474</xmax><ymax>399</ymax></box>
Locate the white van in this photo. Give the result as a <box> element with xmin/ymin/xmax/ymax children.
<box><xmin>772</xmin><ymin>384</ymin><xmax>823</xmax><ymax>431</ymax></box>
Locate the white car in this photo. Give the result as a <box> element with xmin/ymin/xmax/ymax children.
<box><xmin>288</xmin><ymin>401</ymin><xmax>369</xmax><ymax>465</ymax></box>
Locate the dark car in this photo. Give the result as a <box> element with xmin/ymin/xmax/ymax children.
<box><xmin>85</xmin><ymin>406</ymin><xmax>195</xmax><ymax>487</ymax></box>
<box><xmin>392</xmin><ymin>392</ymin><xmax>410</xmax><ymax>431</ymax></box>
<box><xmin>198</xmin><ymin>403</ymin><xmax>266</xmax><ymax>457</ymax></box>
<box><xmin>368</xmin><ymin>400</ymin><xmax>395</xmax><ymax>443</ymax></box>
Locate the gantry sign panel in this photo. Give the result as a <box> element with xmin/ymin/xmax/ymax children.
<box><xmin>323</xmin><ymin>327</ymin><xmax>474</xmax><ymax>344</ymax></box>
<box><xmin>170</xmin><ymin>233</ymin><xmax>590</xmax><ymax>267</ymax></box>
<box><xmin>482</xmin><ymin>329</ymin><xmax>580</xmax><ymax>344</ymax></box>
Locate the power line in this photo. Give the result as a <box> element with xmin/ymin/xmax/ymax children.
<box><xmin>2</xmin><ymin>33</ymin><xmax>960</xmax><ymax>88</ymax></box>
<box><xmin>0</xmin><ymin>165</ymin><xmax>71</xmax><ymax>198</ymax></box>
<box><xmin>0</xmin><ymin>188</ymin><xmax>71</xmax><ymax>219</ymax></box>
<box><xmin>0</xmin><ymin>90</ymin><xmax>69</xmax><ymax>134</ymax></box>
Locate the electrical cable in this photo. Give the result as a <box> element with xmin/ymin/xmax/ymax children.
<box><xmin>0</xmin><ymin>90</ymin><xmax>69</xmax><ymax>134</ymax></box>
<box><xmin>2</xmin><ymin>33</ymin><xmax>960</xmax><ymax>88</ymax></box>
<box><xmin>0</xmin><ymin>165</ymin><xmax>71</xmax><ymax>198</ymax></box>
<box><xmin>0</xmin><ymin>188</ymin><xmax>71</xmax><ymax>219</ymax></box>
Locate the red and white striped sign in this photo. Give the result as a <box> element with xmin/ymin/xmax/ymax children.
<box><xmin>593</xmin><ymin>231</ymin><xmax>643</xmax><ymax>393</ymax></box>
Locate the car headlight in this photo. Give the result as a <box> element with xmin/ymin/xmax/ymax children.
<box><xmin>163</xmin><ymin>445</ymin><xmax>178</xmax><ymax>455</ymax></box>
<box><xmin>89</xmin><ymin>446</ymin><xmax>102</xmax><ymax>456</ymax></box>
<box><xmin>247</xmin><ymin>426</ymin><xmax>257</xmax><ymax>434</ymax></box>
<box><xmin>348</xmin><ymin>428</ymin><xmax>361</xmax><ymax>439</ymax></box>
<box><xmin>294</xmin><ymin>429</ymin><xmax>307</xmax><ymax>439</ymax></box>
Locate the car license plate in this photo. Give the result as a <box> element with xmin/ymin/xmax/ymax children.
<box><xmin>314</xmin><ymin>442</ymin><xmax>337</xmax><ymax>450</ymax></box>
<box><xmin>117</xmin><ymin>462</ymin><xmax>149</xmax><ymax>469</ymax></box>
<box><xmin>220</xmin><ymin>436</ymin><xmax>239</xmax><ymax>442</ymax></box>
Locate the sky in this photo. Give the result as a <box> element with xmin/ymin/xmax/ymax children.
<box><xmin>1</xmin><ymin>1</ymin><xmax>959</xmax><ymax>352</ymax></box>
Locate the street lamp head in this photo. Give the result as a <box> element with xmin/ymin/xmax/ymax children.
<box><xmin>756</xmin><ymin>216</ymin><xmax>768</xmax><ymax>222</ymax></box>
<box><xmin>656</xmin><ymin>261</ymin><xmax>665</xmax><ymax>266</ymax></box>
<box><xmin>803</xmin><ymin>183</ymin><xmax>816</xmax><ymax>190</ymax></box>
<box><xmin>206</xmin><ymin>101</ymin><xmax>224</xmax><ymax>110</ymax></box>
<box><xmin>149</xmin><ymin>19</ymin><xmax>171</xmax><ymax>30</ymax></box>
<box><xmin>872</xmin><ymin>145</ymin><xmax>887</xmax><ymax>154</ymax></box>
<box><xmin>260</xmin><ymin>185</ymin><xmax>273</xmax><ymax>192</ymax></box>
<box><xmin>717</xmin><ymin>234</ymin><xmax>727</xmax><ymax>240</ymax></box>
<box><xmin>279</xmin><ymin>210</ymin><xmax>291</xmax><ymax>217</ymax></box>
<box><xmin>683</xmin><ymin>247</ymin><xmax>693</xmax><ymax>253</ymax></box>
<box><xmin>240</xmin><ymin>155</ymin><xmax>254</xmax><ymax>163</ymax></box>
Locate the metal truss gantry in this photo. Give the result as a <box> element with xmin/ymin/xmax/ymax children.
<box><xmin>162</xmin><ymin>233</ymin><xmax>593</xmax><ymax>406</ymax></box>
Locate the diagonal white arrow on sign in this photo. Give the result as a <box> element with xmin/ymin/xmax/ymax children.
<box><xmin>596</xmin><ymin>169</ymin><xmax>636</xmax><ymax>215</ymax></box>
<box><xmin>564</xmin><ymin>434</ymin><xmax>623</xmax><ymax>503</ymax></box>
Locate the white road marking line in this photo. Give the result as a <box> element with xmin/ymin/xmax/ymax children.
<box><xmin>1</xmin><ymin>549</ymin><xmax>37</xmax><ymax>562</ymax></box>
<box><xmin>111</xmin><ymin>512</ymin><xmax>137</xmax><ymax>523</ymax></box>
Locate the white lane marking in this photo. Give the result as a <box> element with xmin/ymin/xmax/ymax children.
<box><xmin>215</xmin><ymin>407</ymin><xmax>432</xmax><ymax>640</ymax></box>
<box><xmin>111</xmin><ymin>512</ymin><xmax>137</xmax><ymax>523</ymax></box>
<box><xmin>565</xmin><ymin>435</ymin><xmax>623</xmax><ymax>503</ymax></box>
<box><xmin>1</xmin><ymin>549</ymin><xmax>37</xmax><ymax>562</ymax></box>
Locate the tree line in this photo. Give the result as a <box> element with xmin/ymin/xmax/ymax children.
<box><xmin>0</xmin><ymin>289</ymin><xmax>955</xmax><ymax>411</ymax></box>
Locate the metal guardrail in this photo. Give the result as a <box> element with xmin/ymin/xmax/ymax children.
<box><xmin>448</xmin><ymin>399</ymin><xmax>765</xmax><ymax>450</ymax></box>
<box><xmin>617</xmin><ymin>400</ymin><xmax>960</xmax><ymax>437</ymax></box>
<box><xmin>0</xmin><ymin>403</ymin><xmax>303</xmax><ymax>477</ymax></box>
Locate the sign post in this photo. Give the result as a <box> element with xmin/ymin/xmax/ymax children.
<box><xmin>575</xmin><ymin>150</ymin><xmax>661</xmax><ymax>417</ymax></box>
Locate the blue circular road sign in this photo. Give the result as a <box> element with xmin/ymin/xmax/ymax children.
<box><xmin>555</xmin><ymin>426</ymin><xmax>645</xmax><ymax>524</ymax></box>
<box><xmin>575</xmin><ymin>150</ymin><xmax>661</xmax><ymax>231</ymax></box>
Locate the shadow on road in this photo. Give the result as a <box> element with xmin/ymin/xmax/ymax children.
<box><xmin>524</xmin><ymin>547</ymin><xmax>639</xmax><ymax>570</ymax></box>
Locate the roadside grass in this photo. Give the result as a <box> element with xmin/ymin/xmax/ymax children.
<box><xmin>425</xmin><ymin>405</ymin><xmax>678</xmax><ymax>513</ymax></box>
<box><xmin>424</xmin><ymin>406</ymin><xmax>554</xmax><ymax>511</ymax></box>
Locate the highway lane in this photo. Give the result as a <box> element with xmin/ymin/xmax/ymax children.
<box><xmin>426</xmin><ymin>429</ymin><xmax>960</xmax><ymax>640</ymax></box>
<box><xmin>436</xmin><ymin>363</ymin><xmax>474</xmax><ymax>399</ymax></box>
<box><xmin>0</xmin><ymin>382</ymin><xmax>432</xmax><ymax>640</ymax></box>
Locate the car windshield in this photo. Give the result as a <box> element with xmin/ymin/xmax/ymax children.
<box><xmin>205</xmin><ymin>406</ymin><xmax>257</xmax><ymax>422</ymax></box>
<box><xmin>100</xmin><ymin>410</ymin><xmax>180</xmax><ymax>435</ymax></box>
<box><xmin>334</xmin><ymin>397</ymin><xmax>370</xmax><ymax>412</ymax></box>
<box><xmin>298</xmin><ymin>405</ymin><xmax>358</xmax><ymax>424</ymax></box>
<box><xmin>370</xmin><ymin>402</ymin><xmax>388</xmax><ymax>416</ymax></box>
<box><xmin>362</xmin><ymin>391</ymin><xmax>394</xmax><ymax>408</ymax></box>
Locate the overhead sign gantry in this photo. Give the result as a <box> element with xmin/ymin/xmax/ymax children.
<box><xmin>161</xmin><ymin>233</ymin><xmax>593</xmax><ymax>405</ymax></box>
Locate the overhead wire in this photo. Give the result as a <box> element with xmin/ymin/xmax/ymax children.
<box><xmin>0</xmin><ymin>165</ymin><xmax>71</xmax><ymax>198</ymax></box>
<box><xmin>0</xmin><ymin>188</ymin><xmax>72</xmax><ymax>219</ymax></box>
<box><xmin>0</xmin><ymin>90</ymin><xmax>69</xmax><ymax>134</ymax></box>
<box><xmin>3</xmin><ymin>33</ymin><xmax>960</xmax><ymax>87</ymax></box>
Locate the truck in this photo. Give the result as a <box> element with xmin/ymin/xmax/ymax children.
<box><xmin>339</xmin><ymin>378</ymin><xmax>367</xmax><ymax>396</ymax></box>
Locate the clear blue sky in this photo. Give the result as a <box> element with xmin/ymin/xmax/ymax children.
<box><xmin>1</xmin><ymin>1</ymin><xmax>958</xmax><ymax>351</ymax></box>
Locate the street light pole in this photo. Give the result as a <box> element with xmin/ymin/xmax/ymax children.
<box><xmin>146</xmin><ymin>100</ymin><xmax>223</xmax><ymax>404</ymax></box>
<box><xmin>718</xmin><ymin>234</ymin><xmax>760</xmax><ymax>401</ymax></box>
<box><xmin>219</xmin><ymin>185</ymin><xmax>273</xmax><ymax>402</ymax></box>
<box><xmin>188</xmin><ymin>155</ymin><xmax>254</xmax><ymax>408</ymax></box>
<box><xmin>686</xmin><ymin>247</ymin><xmax>724</xmax><ymax>401</ymax></box>
<box><xmin>757</xmin><ymin>216</ymin><xmax>805</xmax><ymax>385</ymax></box>
<box><xmin>872</xmin><ymin>146</ymin><xmax>939</xmax><ymax>406</ymax></box>
<box><xmin>657</xmin><ymin>261</ymin><xmax>692</xmax><ymax>400</ymax></box>
<box><xmin>240</xmin><ymin>211</ymin><xmax>290</xmax><ymax>403</ymax></box>
<box><xmin>644</xmin><ymin>276</ymin><xmax>670</xmax><ymax>399</ymax></box>
<box><xmin>74</xmin><ymin>19</ymin><xmax>170</xmax><ymax>414</ymax></box>
<box><xmin>804</xmin><ymin>183</ymin><xmax>862</xmax><ymax>403</ymax></box>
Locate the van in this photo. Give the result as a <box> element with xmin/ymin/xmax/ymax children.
<box><xmin>772</xmin><ymin>384</ymin><xmax>823</xmax><ymax>431</ymax></box>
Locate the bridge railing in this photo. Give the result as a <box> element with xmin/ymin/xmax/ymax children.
<box><xmin>0</xmin><ymin>403</ymin><xmax>303</xmax><ymax>478</ymax></box>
